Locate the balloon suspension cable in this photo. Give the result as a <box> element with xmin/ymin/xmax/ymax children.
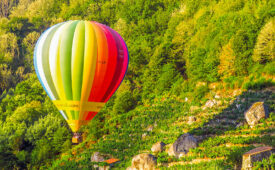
<box><xmin>72</xmin><ymin>132</ymin><xmax>83</xmax><ymax>144</ymax></box>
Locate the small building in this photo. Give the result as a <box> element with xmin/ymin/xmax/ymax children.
<box><xmin>242</xmin><ymin>146</ymin><xmax>274</xmax><ymax>169</ymax></box>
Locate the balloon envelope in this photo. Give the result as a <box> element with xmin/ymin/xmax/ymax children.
<box><xmin>34</xmin><ymin>21</ymin><xmax>128</xmax><ymax>132</ymax></box>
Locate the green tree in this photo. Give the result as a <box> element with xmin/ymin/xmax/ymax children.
<box><xmin>0</xmin><ymin>64</ymin><xmax>14</xmax><ymax>93</ymax></box>
<box><xmin>0</xmin><ymin>33</ymin><xmax>19</xmax><ymax>63</ymax></box>
<box><xmin>218</xmin><ymin>42</ymin><xmax>236</xmax><ymax>79</ymax></box>
<box><xmin>0</xmin><ymin>0</ymin><xmax>18</xmax><ymax>17</ymax></box>
<box><xmin>253</xmin><ymin>18</ymin><xmax>275</xmax><ymax>64</ymax></box>
<box><xmin>155</xmin><ymin>64</ymin><xmax>180</xmax><ymax>94</ymax></box>
<box><xmin>113</xmin><ymin>91</ymin><xmax>135</xmax><ymax>115</ymax></box>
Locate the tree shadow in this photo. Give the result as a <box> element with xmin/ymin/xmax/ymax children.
<box><xmin>188</xmin><ymin>86</ymin><xmax>275</xmax><ymax>167</ymax></box>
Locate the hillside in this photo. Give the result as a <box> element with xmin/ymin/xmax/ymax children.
<box><xmin>0</xmin><ymin>0</ymin><xmax>274</xmax><ymax>169</ymax></box>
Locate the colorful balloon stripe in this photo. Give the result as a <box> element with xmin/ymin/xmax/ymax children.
<box><xmin>52</xmin><ymin>101</ymin><xmax>105</xmax><ymax>112</ymax></box>
<box><xmin>34</xmin><ymin>20</ymin><xmax>129</xmax><ymax>132</ymax></box>
<box><xmin>102</xmin><ymin>26</ymin><xmax>129</xmax><ymax>102</ymax></box>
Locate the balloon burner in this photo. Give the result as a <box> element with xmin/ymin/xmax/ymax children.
<box><xmin>72</xmin><ymin>132</ymin><xmax>82</xmax><ymax>144</ymax></box>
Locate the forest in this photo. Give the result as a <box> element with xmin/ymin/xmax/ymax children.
<box><xmin>0</xmin><ymin>0</ymin><xmax>274</xmax><ymax>169</ymax></box>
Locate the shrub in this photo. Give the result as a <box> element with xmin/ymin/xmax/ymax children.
<box><xmin>192</xmin><ymin>84</ymin><xmax>209</xmax><ymax>104</ymax></box>
<box><xmin>155</xmin><ymin>64</ymin><xmax>180</xmax><ymax>94</ymax></box>
<box><xmin>263</xmin><ymin>62</ymin><xmax>275</xmax><ymax>74</ymax></box>
<box><xmin>242</xmin><ymin>77</ymin><xmax>274</xmax><ymax>90</ymax></box>
<box><xmin>253</xmin><ymin>154</ymin><xmax>275</xmax><ymax>170</ymax></box>
<box><xmin>252</xmin><ymin>18</ymin><xmax>275</xmax><ymax>64</ymax></box>
<box><xmin>113</xmin><ymin>91</ymin><xmax>135</xmax><ymax>115</ymax></box>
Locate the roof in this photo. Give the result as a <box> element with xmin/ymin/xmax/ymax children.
<box><xmin>243</xmin><ymin>146</ymin><xmax>274</xmax><ymax>156</ymax></box>
<box><xmin>104</xmin><ymin>158</ymin><xmax>120</xmax><ymax>164</ymax></box>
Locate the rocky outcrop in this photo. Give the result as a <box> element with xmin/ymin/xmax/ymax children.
<box><xmin>91</xmin><ymin>152</ymin><xmax>105</xmax><ymax>162</ymax></box>
<box><xmin>244</xmin><ymin>102</ymin><xmax>269</xmax><ymax>127</ymax></box>
<box><xmin>168</xmin><ymin>133</ymin><xmax>198</xmax><ymax>158</ymax></box>
<box><xmin>151</xmin><ymin>142</ymin><xmax>166</xmax><ymax>153</ymax></box>
<box><xmin>167</xmin><ymin>144</ymin><xmax>176</xmax><ymax>157</ymax></box>
<box><xmin>91</xmin><ymin>152</ymin><xmax>106</xmax><ymax>169</ymax></box>
<box><xmin>214</xmin><ymin>94</ymin><xmax>221</xmax><ymax>99</ymax></box>
<box><xmin>142</xmin><ymin>133</ymin><xmax>147</xmax><ymax>139</ymax></box>
<box><xmin>187</xmin><ymin>116</ymin><xmax>196</xmax><ymax>125</ymax></box>
<box><xmin>242</xmin><ymin>146</ymin><xmax>274</xmax><ymax>169</ymax></box>
<box><xmin>203</xmin><ymin>99</ymin><xmax>217</xmax><ymax>109</ymax></box>
<box><xmin>127</xmin><ymin>153</ymin><xmax>157</xmax><ymax>170</ymax></box>
<box><xmin>91</xmin><ymin>152</ymin><xmax>119</xmax><ymax>169</ymax></box>
<box><xmin>147</xmin><ymin>125</ymin><xmax>154</xmax><ymax>132</ymax></box>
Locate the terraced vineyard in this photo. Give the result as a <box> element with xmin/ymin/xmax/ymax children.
<box><xmin>50</xmin><ymin>86</ymin><xmax>275</xmax><ymax>169</ymax></box>
<box><xmin>0</xmin><ymin>0</ymin><xmax>274</xmax><ymax>169</ymax></box>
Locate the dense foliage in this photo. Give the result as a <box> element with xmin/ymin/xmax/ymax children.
<box><xmin>0</xmin><ymin>0</ymin><xmax>274</xmax><ymax>169</ymax></box>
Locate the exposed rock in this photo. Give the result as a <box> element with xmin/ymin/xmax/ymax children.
<box><xmin>214</xmin><ymin>94</ymin><xmax>221</xmax><ymax>99</ymax></box>
<box><xmin>192</xmin><ymin>135</ymin><xmax>206</xmax><ymax>142</ymax></box>
<box><xmin>244</xmin><ymin>102</ymin><xmax>269</xmax><ymax>127</ymax></box>
<box><xmin>196</xmin><ymin>81</ymin><xmax>207</xmax><ymax>87</ymax></box>
<box><xmin>242</xmin><ymin>146</ymin><xmax>274</xmax><ymax>169</ymax></box>
<box><xmin>236</xmin><ymin>104</ymin><xmax>241</xmax><ymax>110</ymax></box>
<box><xmin>164</xmin><ymin>143</ymin><xmax>173</xmax><ymax>156</ymax></box>
<box><xmin>151</xmin><ymin>142</ymin><xmax>166</xmax><ymax>153</ymax></box>
<box><xmin>170</xmin><ymin>133</ymin><xmax>198</xmax><ymax>158</ymax></box>
<box><xmin>127</xmin><ymin>153</ymin><xmax>157</xmax><ymax>170</ymax></box>
<box><xmin>167</xmin><ymin>143</ymin><xmax>189</xmax><ymax>159</ymax></box>
<box><xmin>142</xmin><ymin>133</ymin><xmax>147</xmax><ymax>139</ymax></box>
<box><xmin>91</xmin><ymin>153</ymin><xmax>120</xmax><ymax>169</ymax></box>
<box><xmin>91</xmin><ymin>152</ymin><xmax>105</xmax><ymax>162</ymax></box>
<box><xmin>167</xmin><ymin>144</ymin><xmax>176</xmax><ymax>157</ymax></box>
<box><xmin>147</xmin><ymin>125</ymin><xmax>154</xmax><ymax>132</ymax></box>
<box><xmin>178</xmin><ymin>153</ymin><xmax>186</xmax><ymax>159</ymax></box>
<box><xmin>187</xmin><ymin>116</ymin><xmax>196</xmax><ymax>125</ymax></box>
<box><xmin>98</xmin><ymin>166</ymin><xmax>110</xmax><ymax>170</ymax></box>
<box><xmin>233</xmin><ymin>89</ymin><xmax>242</xmax><ymax>96</ymax></box>
<box><xmin>91</xmin><ymin>152</ymin><xmax>106</xmax><ymax>169</ymax></box>
<box><xmin>204</xmin><ymin>99</ymin><xmax>217</xmax><ymax>109</ymax></box>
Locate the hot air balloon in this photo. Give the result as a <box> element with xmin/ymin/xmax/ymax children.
<box><xmin>33</xmin><ymin>21</ymin><xmax>128</xmax><ymax>143</ymax></box>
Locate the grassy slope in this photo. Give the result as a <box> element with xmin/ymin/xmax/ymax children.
<box><xmin>50</xmin><ymin>82</ymin><xmax>275</xmax><ymax>169</ymax></box>
<box><xmin>0</xmin><ymin>0</ymin><xmax>274</xmax><ymax>169</ymax></box>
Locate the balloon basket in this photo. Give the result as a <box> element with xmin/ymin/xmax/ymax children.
<box><xmin>72</xmin><ymin>132</ymin><xmax>82</xmax><ymax>144</ymax></box>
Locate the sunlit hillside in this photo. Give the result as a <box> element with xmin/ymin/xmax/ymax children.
<box><xmin>0</xmin><ymin>0</ymin><xmax>274</xmax><ymax>169</ymax></box>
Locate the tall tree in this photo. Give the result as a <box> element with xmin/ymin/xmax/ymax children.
<box><xmin>0</xmin><ymin>0</ymin><xmax>17</xmax><ymax>17</ymax></box>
